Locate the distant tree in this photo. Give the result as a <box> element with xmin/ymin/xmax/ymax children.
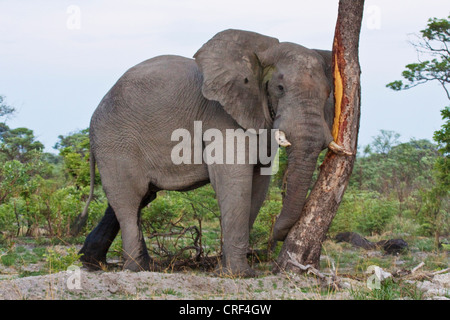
<box><xmin>0</xmin><ymin>160</ymin><xmax>32</xmax><ymax>205</ymax></box>
<box><xmin>41</xmin><ymin>152</ymin><xmax>63</xmax><ymax>166</ymax></box>
<box><xmin>0</xmin><ymin>95</ymin><xmax>15</xmax><ymax>120</ymax></box>
<box><xmin>418</xmin><ymin>184</ymin><xmax>449</xmax><ymax>248</ymax></box>
<box><xmin>0</xmin><ymin>95</ymin><xmax>15</xmax><ymax>144</ymax></box>
<box><xmin>386</xmin><ymin>15</ymin><xmax>449</xmax><ymax>99</ymax></box>
<box><xmin>370</xmin><ymin>129</ymin><xmax>401</xmax><ymax>155</ymax></box>
<box><xmin>0</xmin><ymin>127</ymin><xmax>44</xmax><ymax>163</ymax></box>
<box><xmin>351</xmin><ymin>132</ymin><xmax>439</xmax><ymax>204</ymax></box>
<box><xmin>387</xmin><ymin>15</ymin><xmax>450</xmax><ymax>248</ymax></box>
<box><xmin>433</xmin><ymin>106</ymin><xmax>450</xmax><ymax>189</ymax></box>
<box><xmin>424</xmin><ymin>106</ymin><xmax>450</xmax><ymax>247</ymax></box>
<box><xmin>54</xmin><ymin>128</ymin><xmax>89</xmax><ymax>156</ymax></box>
<box><xmin>0</xmin><ymin>96</ymin><xmax>45</xmax><ymax>164</ymax></box>
<box><xmin>55</xmin><ymin>128</ymin><xmax>95</xmax><ymax>188</ymax></box>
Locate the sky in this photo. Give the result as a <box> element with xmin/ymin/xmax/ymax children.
<box><xmin>0</xmin><ymin>0</ymin><xmax>449</xmax><ymax>153</ymax></box>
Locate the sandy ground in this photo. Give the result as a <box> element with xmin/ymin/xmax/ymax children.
<box><xmin>0</xmin><ymin>268</ymin><xmax>352</xmax><ymax>300</ymax></box>
<box><xmin>0</xmin><ymin>243</ymin><xmax>448</xmax><ymax>300</ymax></box>
<box><xmin>0</xmin><ymin>266</ymin><xmax>449</xmax><ymax>300</ymax></box>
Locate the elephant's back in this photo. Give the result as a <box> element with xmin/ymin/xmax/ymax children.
<box><xmin>93</xmin><ymin>55</ymin><xmax>205</xmax><ymax>121</ymax></box>
<box><xmin>90</xmin><ymin>55</ymin><xmax>207</xmax><ymax>147</ymax></box>
<box><xmin>89</xmin><ymin>55</ymin><xmax>213</xmax><ymax>190</ymax></box>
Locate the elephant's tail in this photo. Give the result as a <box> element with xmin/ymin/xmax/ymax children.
<box><xmin>71</xmin><ymin>150</ymin><xmax>96</xmax><ymax>236</ymax></box>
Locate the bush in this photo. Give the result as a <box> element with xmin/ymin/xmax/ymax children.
<box><xmin>356</xmin><ymin>197</ymin><xmax>398</xmax><ymax>235</ymax></box>
<box><xmin>0</xmin><ymin>183</ymin><xmax>106</xmax><ymax>238</ymax></box>
<box><xmin>330</xmin><ymin>190</ymin><xmax>399</xmax><ymax>236</ymax></box>
<box><xmin>385</xmin><ymin>214</ymin><xmax>421</xmax><ymax>236</ymax></box>
<box><xmin>44</xmin><ymin>246</ymin><xmax>82</xmax><ymax>272</ymax></box>
<box><xmin>251</xmin><ymin>199</ymin><xmax>282</xmax><ymax>249</ymax></box>
<box><xmin>141</xmin><ymin>186</ymin><xmax>220</xmax><ymax>260</ymax></box>
<box><xmin>0</xmin><ymin>200</ymin><xmax>18</xmax><ymax>237</ymax></box>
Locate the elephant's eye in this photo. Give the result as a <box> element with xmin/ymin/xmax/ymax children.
<box><xmin>277</xmin><ymin>85</ymin><xmax>284</xmax><ymax>92</ymax></box>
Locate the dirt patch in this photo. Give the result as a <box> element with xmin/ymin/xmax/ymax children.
<box><xmin>2</xmin><ymin>267</ymin><xmax>448</xmax><ymax>300</ymax></box>
<box><xmin>0</xmin><ymin>269</ymin><xmax>354</xmax><ymax>300</ymax></box>
<box><xmin>1</xmin><ymin>240</ymin><xmax>448</xmax><ymax>300</ymax></box>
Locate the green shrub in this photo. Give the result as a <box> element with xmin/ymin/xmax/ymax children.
<box><xmin>413</xmin><ymin>237</ymin><xmax>436</xmax><ymax>252</ymax></box>
<box><xmin>141</xmin><ymin>193</ymin><xmax>183</xmax><ymax>233</ymax></box>
<box><xmin>251</xmin><ymin>199</ymin><xmax>282</xmax><ymax>249</ymax></box>
<box><xmin>330</xmin><ymin>190</ymin><xmax>398</xmax><ymax>236</ymax></box>
<box><xmin>0</xmin><ymin>201</ymin><xmax>18</xmax><ymax>237</ymax></box>
<box><xmin>44</xmin><ymin>246</ymin><xmax>82</xmax><ymax>273</ymax></box>
<box><xmin>0</xmin><ymin>251</ymin><xmax>18</xmax><ymax>266</ymax></box>
<box><xmin>385</xmin><ymin>214</ymin><xmax>420</xmax><ymax>236</ymax></box>
<box><xmin>350</xmin><ymin>278</ymin><xmax>424</xmax><ymax>300</ymax></box>
<box><xmin>141</xmin><ymin>186</ymin><xmax>221</xmax><ymax>260</ymax></box>
<box><xmin>0</xmin><ymin>245</ymin><xmax>48</xmax><ymax>269</ymax></box>
<box><xmin>356</xmin><ymin>197</ymin><xmax>398</xmax><ymax>235</ymax></box>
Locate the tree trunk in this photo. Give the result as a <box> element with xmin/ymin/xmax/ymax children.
<box><xmin>274</xmin><ymin>0</ymin><xmax>364</xmax><ymax>273</ymax></box>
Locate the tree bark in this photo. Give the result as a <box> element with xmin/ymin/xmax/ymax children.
<box><xmin>274</xmin><ymin>0</ymin><xmax>364</xmax><ymax>273</ymax></box>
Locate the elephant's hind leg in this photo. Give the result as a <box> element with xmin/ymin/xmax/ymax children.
<box><xmin>79</xmin><ymin>204</ymin><xmax>120</xmax><ymax>270</ymax></box>
<box><xmin>112</xmin><ymin>191</ymin><xmax>155</xmax><ymax>272</ymax></box>
<box><xmin>99</xmin><ymin>158</ymin><xmax>155</xmax><ymax>272</ymax></box>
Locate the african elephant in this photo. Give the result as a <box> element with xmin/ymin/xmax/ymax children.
<box><xmin>78</xmin><ymin>29</ymin><xmax>349</xmax><ymax>277</ymax></box>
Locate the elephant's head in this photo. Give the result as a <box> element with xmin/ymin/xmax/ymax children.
<box><xmin>194</xmin><ymin>29</ymin><xmax>348</xmax><ymax>242</ymax></box>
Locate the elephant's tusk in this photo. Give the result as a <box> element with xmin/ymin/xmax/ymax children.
<box><xmin>275</xmin><ymin>130</ymin><xmax>291</xmax><ymax>147</ymax></box>
<box><xmin>328</xmin><ymin>141</ymin><xmax>353</xmax><ymax>156</ymax></box>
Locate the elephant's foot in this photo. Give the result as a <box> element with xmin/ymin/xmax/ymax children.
<box><xmin>214</xmin><ymin>258</ymin><xmax>257</xmax><ymax>278</ymax></box>
<box><xmin>79</xmin><ymin>241</ymin><xmax>111</xmax><ymax>271</ymax></box>
<box><xmin>79</xmin><ymin>204</ymin><xmax>121</xmax><ymax>271</ymax></box>
<box><xmin>79</xmin><ymin>249</ymin><xmax>107</xmax><ymax>271</ymax></box>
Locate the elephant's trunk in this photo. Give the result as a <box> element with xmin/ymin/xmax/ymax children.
<box><xmin>271</xmin><ymin>98</ymin><xmax>335</xmax><ymax>242</ymax></box>
<box><xmin>271</xmin><ymin>129</ymin><xmax>351</xmax><ymax>242</ymax></box>
<box><xmin>272</xmin><ymin>146</ymin><xmax>321</xmax><ymax>242</ymax></box>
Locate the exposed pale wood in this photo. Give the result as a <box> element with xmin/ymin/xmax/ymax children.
<box><xmin>432</xmin><ymin>268</ymin><xmax>450</xmax><ymax>275</ymax></box>
<box><xmin>411</xmin><ymin>262</ymin><xmax>425</xmax><ymax>274</ymax></box>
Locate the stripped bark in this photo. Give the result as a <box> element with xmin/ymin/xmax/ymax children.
<box><xmin>274</xmin><ymin>0</ymin><xmax>364</xmax><ymax>273</ymax></box>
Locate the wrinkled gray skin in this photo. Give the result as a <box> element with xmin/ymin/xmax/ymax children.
<box><xmin>79</xmin><ymin>29</ymin><xmax>335</xmax><ymax>277</ymax></box>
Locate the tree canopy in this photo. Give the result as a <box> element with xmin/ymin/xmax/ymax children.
<box><xmin>0</xmin><ymin>95</ymin><xmax>15</xmax><ymax>120</ymax></box>
<box><xmin>387</xmin><ymin>15</ymin><xmax>450</xmax><ymax>247</ymax></box>
<box><xmin>386</xmin><ymin>15</ymin><xmax>450</xmax><ymax>99</ymax></box>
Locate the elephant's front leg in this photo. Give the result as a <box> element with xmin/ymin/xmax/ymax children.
<box><xmin>208</xmin><ymin>164</ymin><xmax>255</xmax><ymax>277</ymax></box>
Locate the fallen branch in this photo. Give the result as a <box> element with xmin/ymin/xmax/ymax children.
<box><xmin>162</xmin><ymin>254</ymin><xmax>219</xmax><ymax>272</ymax></box>
<box><xmin>287</xmin><ymin>252</ymin><xmax>341</xmax><ymax>290</ymax></box>
<box><xmin>432</xmin><ymin>268</ymin><xmax>450</xmax><ymax>275</ymax></box>
<box><xmin>411</xmin><ymin>262</ymin><xmax>425</xmax><ymax>274</ymax></box>
<box><xmin>393</xmin><ymin>263</ymin><xmax>449</xmax><ymax>281</ymax></box>
<box><xmin>287</xmin><ymin>252</ymin><xmax>326</xmax><ymax>279</ymax></box>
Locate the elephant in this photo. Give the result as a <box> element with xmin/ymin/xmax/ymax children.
<box><xmin>78</xmin><ymin>29</ymin><xmax>349</xmax><ymax>277</ymax></box>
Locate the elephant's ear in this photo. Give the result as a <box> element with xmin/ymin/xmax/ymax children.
<box><xmin>313</xmin><ymin>49</ymin><xmax>332</xmax><ymax>87</ymax></box>
<box><xmin>194</xmin><ymin>29</ymin><xmax>279</xmax><ymax>130</ymax></box>
<box><xmin>313</xmin><ymin>49</ymin><xmax>334</xmax><ymax>131</ymax></box>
